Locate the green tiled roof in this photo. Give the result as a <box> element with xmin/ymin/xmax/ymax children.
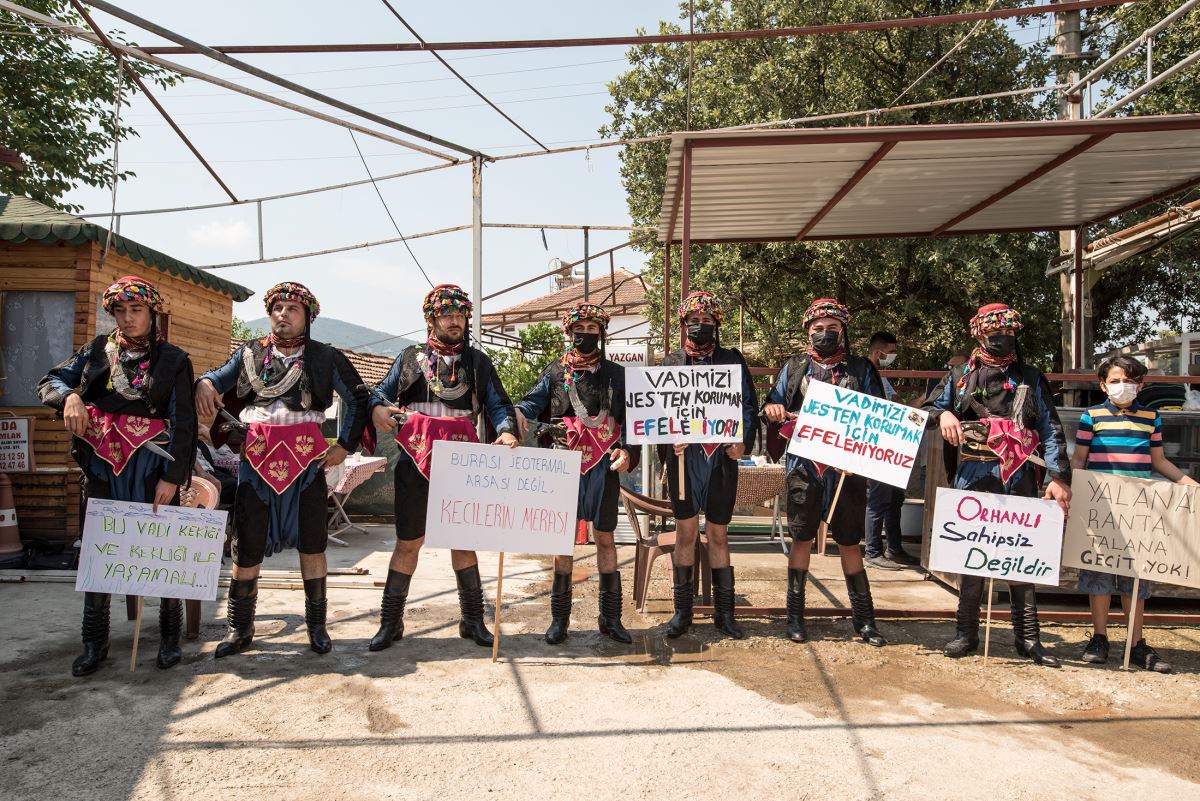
<box><xmin>0</xmin><ymin>195</ymin><xmax>253</xmax><ymax>302</ymax></box>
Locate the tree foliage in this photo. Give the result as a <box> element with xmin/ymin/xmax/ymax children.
<box><xmin>231</xmin><ymin>315</ymin><xmax>265</xmax><ymax>342</ymax></box>
<box><xmin>603</xmin><ymin>0</ymin><xmax>1198</xmax><ymax>369</ymax></box>
<box><xmin>0</xmin><ymin>1</ymin><xmax>177</xmax><ymax>210</ymax></box>
<box><xmin>1085</xmin><ymin>0</ymin><xmax>1200</xmax><ymax>349</ymax></box>
<box><xmin>487</xmin><ymin>322</ymin><xmax>565</xmax><ymax>401</ymax></box>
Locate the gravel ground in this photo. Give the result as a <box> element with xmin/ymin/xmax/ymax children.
<box><xmin>2</xmin><ymin>532</ymin><xmax>1198</xmax><ymax>801</ymax></box>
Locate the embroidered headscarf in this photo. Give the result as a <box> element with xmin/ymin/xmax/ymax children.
<box><xmin>263</xmin><ymin>281</ymin><xmax>320</xmax><ymax>322</ymax></box>
<box><xmin>422</xmin><ymin>284</ymin><xmax>472</xmax><ymax>382</ymax></box>
<box><xmin>679</xmin><ymin>291</ymin><xmax>724</xmax><ymax>358</ymax></box>
<box><xmin>561</xmin><ymin>302</ymin><xmax>610</xmax><ymax>390</ymax></box>
<box><xmin>102</xmin><ymin>276</ymin><xmax>164</xmax><ymax>393</ymax></box>
<box><xmin>803</xmin><ymin>297</ymin><xmax>850</xmax><ymax>367</ymax></box>
<box><xmin>958</xmin><ymin>303</ymin><xmax>1025</xmax><ymax>396</ymax></box>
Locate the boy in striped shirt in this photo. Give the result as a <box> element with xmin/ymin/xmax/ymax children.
<box><xmin>1071</xmin><ymin>355</ymin><xmax>1198</xmax><ymax>673</ymax></box>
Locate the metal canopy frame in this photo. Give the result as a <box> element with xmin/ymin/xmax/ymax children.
<box><xmin>658</xmin><ymin>115</ymin><xmax>1200</xmax><ymax>350</ymax></box>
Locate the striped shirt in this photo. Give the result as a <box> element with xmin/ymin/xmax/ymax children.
<box><xmin>1075</xmin><ymin>400</ymin><xmax>1162</xmax><ymax>478</ymax></box>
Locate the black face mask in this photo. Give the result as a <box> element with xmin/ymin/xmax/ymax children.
<box><xmin>984</xmin><ymin>334</ymin><xmax>1017</xmax><ymax>359</ymax></box>
<box><xmin>686</xmin><ymin>323</ymin><xmax>716</xmax><ymax>346</ymax></box>
<box><xmin>572</xmin><ymin>332</ymin><xmax>600</xmax><ymax>354</ymax></box>
<box><xmin>811</xmin><ymin>330</ymin><xmax>841</xmax><ymax>358</ymax></box>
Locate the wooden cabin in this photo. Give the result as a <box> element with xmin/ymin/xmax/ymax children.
<box><xmin>0</xmin><ymin>195</ymin><xmax>252</xmax><ymax>544</ymax></box>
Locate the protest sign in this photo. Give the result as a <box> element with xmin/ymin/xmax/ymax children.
<box><xmin>76</xmin><ymin>499</ymin><xmax>227</xmax><ymax>600</ymax></box>
<box><xmin>624</xmin><ymin>364</ymin><xmax>744</xmax><ymax>445</ymax></box>
<box><xmin>0</xmin><ymin>416</ymin><xmax>35</xmax><ymax>472</ymax></box>
<box><xmin>786</xmin><ymin>380</ymin><xmax>927</xmax><ymax>487</ymax></box>
<box><xmin>928</xmin><ymin>487</ymin><xmax>1064</xmax><ymax>586</ymax></box>
<box><xmin>425</xmin><ymin>440</ymin><xmax>582</xmax><ymax>556</ymax></box>
<box><xmin>1062</xmin><ymin>469</ymin><xmax>1200</xmax><ymax>590</ymax></box>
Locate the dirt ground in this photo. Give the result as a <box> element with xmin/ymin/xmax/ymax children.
<box><xmin>3</xmin><ymin>526</ymin><xmax>1199</xmax><ymax>801</ymax></box>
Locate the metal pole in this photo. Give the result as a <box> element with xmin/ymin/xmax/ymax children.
<box><xmin>256</xmin><ymin>201</ymin><xmax>264</xmax><ymax>261</ymax></box>
<box><xmin>1055</xmin><ymin>1</ymin><xmax>1083</xmax><ymax>378</ymax></box>
<box><xmin>663</xmin><ymin>242</ymin><xmax>672</xmax><ymax>354</ymax></box>
<box><xmin>1094</xmin><ymin>49</ymin><xmax>1200</xmax><ymax>117</ymax></box>
<box><xmin>583</xmin><ymin>226</ymin><xmax>590</xmax><ymax>301</ymax></box>
<box><xmin>680</xmin><ymin>143</ymin><xmax>693</xmax><ymax>350</ymax></box>
<box><xmin>82</xmin><ymin>0</ymin><xmax>478</xmax><ymax>161</ymax></box>
<box><xmin>472</xmin><ymin>157</ymin><xmax>483</xmax><ymax>346</ymax></box>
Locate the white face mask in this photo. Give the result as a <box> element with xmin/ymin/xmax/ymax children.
<box><xmin>1105</xmin><ymin>382</ymin><xmax>1139</xmax><ymax>405</ymax></box>
<box><xmin>879</xmin><ymin>353</ymin><xmax>897</xmax><ymax>367</ymax></box>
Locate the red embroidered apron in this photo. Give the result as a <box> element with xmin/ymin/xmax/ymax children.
<box><xmin>80</xmin><ymin>406</ymin><xmax>168</xmax><ymax>476</ymax></box>
<box><xmin>395</xmin><ymin>413</ymin><xmax>479</xmax><ymax>479</ymax></box>
<box><xmin>243</xmin><ymin>422</ymin><xmax>329</xmax><ymax>495</ymax></box>
<box><xmin>563</xmin><ymin>416</ymin><xmax>621</xmax><ymax>475</ymax></box>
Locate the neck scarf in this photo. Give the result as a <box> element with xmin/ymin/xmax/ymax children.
<box><xmin>684</xmin><ymin>338</ymin><xmax>716</xmax><ymax>359</ymax></box>
<box><xmin>806</xmin><ymin>342</ymin><xmax>846</xmax><ymax>368</ymax></box>
<box><xmin>956</xmin><ymin>348</ymin><xmax>1018</xmax><ymax>399</ymax></box>
<box><xmin>268</xmin><ymin>332</ymin><xmax>306</xmax><ymax>350</ymax></box>
<box><xmin>562</xmin><ymin>347</ymin><xmax>601</xmax><ymax>390</ymax></box>
<box><xmin>106</xmin><ymin>330</ymin><xmax>151</xmax><ymax>395</ymax></box>
<box><xmin>425</xmin><ymin>336</ymin><xmax>465</xmax><ymax>387</ymax></box>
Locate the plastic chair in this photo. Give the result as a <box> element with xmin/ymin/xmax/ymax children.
<box><xmin>620</xmin><ymin>486</ymin><xmax>710</xmax><ymax>613</ymax></box>
<box><xmin>125</xmin><ymin>474</ymin><xmax>223</xmax><ymax>640</ymax></box>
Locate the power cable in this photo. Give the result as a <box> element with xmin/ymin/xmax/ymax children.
<box><xmin>377</xmin><ymin>0</ymin><xmax>550</xmax><ymax>150</ymax></box>
<box><xmin>348</xmin><ymin>129</ymin><xmax>435</xmax><ymax>289</ymax></box>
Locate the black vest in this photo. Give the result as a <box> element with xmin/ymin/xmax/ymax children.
<box><xmin>948</xmin><ymin>362</ymin><xmax>1042</xmax><ymax>429</ymax></box>
<box><xmin>780</xmin><ymin>353</ymin><xmax>877</xmax><ymax>411</ymax></box>
<box><xmin>76</xmin><ymin>335</ymin><xmax>188</xmax><ymax>418</ymax></box>
<box><xmin>541</xmin><ymin>361</ymin><xmax>615</xmax><ymax>419</ymax></box>
<box><xmin>235</xmin><ymin>338</ymin><xmax>336</xmax><ymax>412</ymax></box>
<box><xmin>392</xmin><ymin>345</ymin><xmax>483</xmax><ymax>413</ymax></box>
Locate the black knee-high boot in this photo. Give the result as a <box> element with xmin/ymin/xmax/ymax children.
<box><xmin>786</xmin><ymin>568</ymin><xmax>808</xmax><ymax>643</ymax></box>
<box><xmin>156</xmin><ymin>598</ymin><xmax>183</xmax><ymax>669</ymax></box>
<box><xmin>455</xmin><ymin>564</ymin><xmax>494</xmax><ymax>647</ymax></box>
<box><xmin>370</xmin><ymin>570</ymin><xmax>412</xmax><ymax>651</ymax></box>
<box><xmin>304</xmin><ymin>576</ymin><xmax>332</xmax><ymax>654</ymax></box>
<box><xmin>215</xmin><ymin>578</ymin><xmax>258</xmax><ymax>659</ymax></box>
<box><xmin>665</xmin><ymin>564</ymin><xmax>694</xmax><ymax>638</ymax></box>
<box><xmin>597</xmin><ymin>571</ymin><xmax>632</xmax><ymax>644</ymax></box>
<box><xmin>944</xmin><ymin>575</ymin><xmax>984</xmax><ymax>658</ymax></box>
<box><xmin>845</xmin><ymin>571</ymin><xmax>886</xmax><ymax>647</ymax></box>
<box><xmin>1009</xmin><ymin>582</ymin><xmax>1059</xmax><ymax>667</ymax></box>
<box><xmin>544</xmin><ymin>571</ymin><xmax>573</xmax><ymax>645</ymax></box>
<box><xmin>72</xmin><ymin>592</ymin><xmax>111</xmax><ymax>677</ymax></box>
<box><xmin>711</xmin><ymin>566</ymin><xmax>746</xmax><ymax>639</ymax></box>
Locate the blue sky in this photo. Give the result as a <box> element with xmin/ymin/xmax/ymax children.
<box><xmin>62</xmin><ymin>1</ymin><xmax>686</xmax><ymax>345</ymax></box>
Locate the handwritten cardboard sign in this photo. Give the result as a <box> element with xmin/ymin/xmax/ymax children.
<box><xmin>1062</xmin><ymin>469</ymin><xmax>1200</xmax><ymax>590</ymax></box>
<box><xmin>76</xmin><ymin>499</ymin><xmax>227</xmax><ymax>600</ymax></box>
<box><xmin>624</xmin><ymin>365</ymin><xmax>744</xmax><ymax>445</ymax></box>
<box><xmin>786</xmin><ymin>380</ymin><xmax>927</xmax><ymax>488</ymax></box>
<box><xmin>425</xmin><ymin>440</ymin><xmax>582</xmax><ymax>556</ymax></box>
<box><xmin>0</xmin><ymin>416</ymin><xmax>35</xmax><ymax>473</ymax></box>
<box><xmin>928</xmin><ymin>487</ymin><xmax>1064</xmax><ymax>586</ymax></box>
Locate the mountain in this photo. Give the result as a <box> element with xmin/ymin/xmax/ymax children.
<box><xmin>241</xmin><ymin>316</ymin><xmax>416</xmax><ymax>356</ymax></box>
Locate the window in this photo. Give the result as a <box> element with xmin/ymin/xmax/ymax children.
<box><xmin>0</xmin><ymin>291</ymin><xmax>75</xmax><ymax>406</ymax></box>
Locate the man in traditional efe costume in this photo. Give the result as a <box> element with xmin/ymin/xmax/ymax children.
<box><xmin>515</xmin><ymin>302</ymin><xmax>636</xmax><ymax>644</ymax></box>
<box><xmin>660</xmin><ymin>291</ymin><xmax>758</xmax><ymax>640</ymax></box>
<box><xmin>923</xmin><ymin>303</ymin><xmax>1071</xmax><ymax>666</ymax></box>
<box><xmin>368</xmin><ymin>284</ymin><xmax>518</xmax><ymax>651</ymax></box>
<box><xmin>762</xmin><ymin>298</ymin><xmax>888</xmax><ymax>647</ymax></box>
<box><xmin>196</xmin><ymin>282</ymin><xmax>367</xmax><ymax>657</ymax></box>
<box><xmin>40</xmin><ymin>276</ymin><xmax>197</xmax><ymax>675</ymax></box>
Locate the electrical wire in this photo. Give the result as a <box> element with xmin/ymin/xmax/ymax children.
<box><xmin>348</xmin><ymin>129</ymin><xmax>434</xmax><ymax>289</ymax></box>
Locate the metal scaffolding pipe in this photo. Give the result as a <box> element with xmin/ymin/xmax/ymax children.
<box><xmin>1093</xmin><ymin>48</ymin><xmax>1200</xmax><ymax>118</ymax></box>
<box><xmin>0</xmin><ymin>0</ymin><xmax>468</xmax><ymax>158</ymax></box>
<box><xmin>136</xmin><ymin>1</ymin><xmax>1127</xmax><ymax>54</ymax></box>
<box><xmin>200</xmin><ymin>224</ymin><xmax>472</xmax><ymax>269</ymax></box>
<box><xmin>83</xmin><ymin>0</ymin><xmax>477</xmax><ymax>161</ymax></box>
<box><xmin>1066</xmin><ymin>0</ymin><xmax>1200</xmax><ymax>95</ymax></box>
<box><xmin>67</xmin><ymin>0</ymin><xmax>237</xmax><ymax>202</ymax></box>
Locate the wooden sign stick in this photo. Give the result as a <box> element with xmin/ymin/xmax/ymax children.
<box><xmin>818</xmin><ymin>469</ymin><xmax>848</xmax><ymax>555</ymax></box>
<box><xmin>1122</xmin><ymin>576</ymin><xmax>1141</xmax><ymax>671</ymax></box>
<box><xmin>129</xmin><ymin>596</ymin><xmax>144</xmax><ymax>672</ymax></box>
<box><xmin>982</xmin><ymin>578</ymin><xmax>995</xmax><ymax>663</ymax></box>
<box><xmin>678</xmin><ymin>451</ymin><xmax>686</xmax><ymax>501</ymax></box>
<box><xmin>491</xmin><ymin>552</ymin><xmax>506</xmax><ymax>663</ymax></box>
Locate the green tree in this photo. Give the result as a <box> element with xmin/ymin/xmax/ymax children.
<box><xmin>0</xmin><ymin>1</ymin><xmax>177</xmax><ymax>210</ymax></box>
<box><xmin>602</xmin><ymin>1</ymin><xmax>1196</xmax><ymax>370</ymax></box>
<box><xmin>231</xmin><ymin>315</ymin><xmax>265</xmax><ymax>342</ymax></box>
<box><xmin>1085</xmin><ymin>1</ymin><xmax>1200</xmax><ymax>350</ymax></box>
<box><xmin>487</xmin><ymin>322</ymin><xmax>565</xmax><ymax>401</ymax></box>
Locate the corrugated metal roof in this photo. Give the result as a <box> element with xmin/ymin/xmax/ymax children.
<box><xmin>657</xmin><ymin>115</ymin><xmax>1200</xmax><ymax>243</ymax></box>
<box><xmin>0</xmin><ymin>195</ymin><xmax>254</xmax><ymax>301</ymax></box>
<box><xmin>482</xmin><ymin>268</ymin><xmax>647</xmax><ymax>325</ymax></box>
